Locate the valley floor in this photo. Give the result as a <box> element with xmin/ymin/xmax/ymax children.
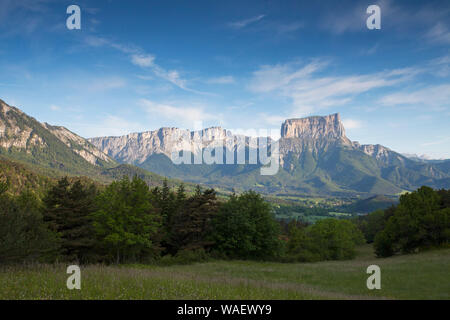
<box><xmin>0</xmin><ymin>245</ymin><xmax>449</xmax><ymax>300</ymax></box>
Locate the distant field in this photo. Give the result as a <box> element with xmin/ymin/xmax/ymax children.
<box><xmin>328</xmin><ymin>212</ymin><xmax>352</xmax><ymax>217</ymax></box>
<box><xmin>0</xmin><ymin>245</ymin><xmax>448</xmax><ymax>300</ymax></box>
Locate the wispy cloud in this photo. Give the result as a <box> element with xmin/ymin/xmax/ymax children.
<box><xmin>139</xmin><ymin>99</ymin><xmax>220</xmax><ymax>128</ymax></box>
<box><xmin>421</xmin><ymin>136</ymin><xmax>450</xmax><ymax>147</ymax></box>
<box><xmin>342</xmin><ymin>118</ymin><xmax>363</xmax><ymax>130</ymax></box>
<box><xmin>425</xmin><ymin>23</ymin><xmax>450</xmax><ymax>45</ymax></box>
<box><xmin>85</xmin><ymin>36</ymin><xmax>209</xmax><ymax>94</ymax></box>
<box><xmin>87</xmin><ymin>77</ymin><xmax>127</xmax><ymax>92</ymax></box>
<box><xmin>429</xmin><ymin>55</ymin><xmax>450</xmax><ymax>77</ymax></box>
<box><xmin>228</xmin><ymin>14</ymin><xmax>266</xmax><ymax>29</ymax></box>
<box><xmin>321</xmin><ymin>2</ymin><xmax>368</xmax><ymax>34</ymax></box>
<box><xmin>131</xmin><ymin>54</ymin><xmax>155</xmax><ymax>67</ymax></box>
<box><xmin>206</xmin><ymin>76</ymin><xmax>235</xmax><ymax>84</ymax></box>
<box><xmin>0</xmin><ymin>0</ymin><xmax>53</xmax><ymax>37</ymax></box>
<box><xmin>379</xmin><ymin>84</ymin><xmax>450</xmax><ymax>110</ymax></box>
<box><xmin>249</xmin><ymin>59</ymin><xmax>422</xmax><ymax>116</ymax></box>
<box><xmin>322</xmin><ymin>0</ymin><xmax>450</xmax><ymax>40</ymax></box>
<box><xmin>86</xmin><ymin>115</ymin><xmax>146</xmax><ymax>137</ymax></box>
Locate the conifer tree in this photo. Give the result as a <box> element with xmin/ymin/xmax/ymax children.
<box><xmin>42</xmin><ymin>177</ymin><xmax>98</xmax><ymax>262</ymax></box>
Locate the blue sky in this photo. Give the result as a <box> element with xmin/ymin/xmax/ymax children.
<box><xmin>0</xmin><ymin>0</ymin><xmax>449</xmax><ymax>158</ymax></box>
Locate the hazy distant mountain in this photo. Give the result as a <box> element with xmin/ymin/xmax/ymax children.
<box><xmin>89</xmin><ymin>113</ymin><xmax>450</xmax><ymax>196</ymax></box>
<box><xmin>341</xmin><ymin>195</ymin><xmax>398</xmax><ymax>214</ymax></box>
<box><xmin>402</xmin><ymin>153</ymin><xmax>448</xmax><ymax>163</ymax></box>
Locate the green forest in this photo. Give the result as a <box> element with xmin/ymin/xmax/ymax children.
<box><xmin>1</xmin><ymin>173</ymin><xmax>449</xmax><ymax>265</ymax></box>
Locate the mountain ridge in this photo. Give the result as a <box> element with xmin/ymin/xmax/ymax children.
<box><xmin>0</xmin><ymin>99</ymin><xmax>185</xmax><ymax>189</ymax></box>
<box><xmin>88</xmin><ymin>112</ymin><xmax>450</xmax><ymax>196</ymax></box>
<box><xmin>2</xmin><ymin>97</ymin><xmax>449</xmax><ymax>197</ymax></box>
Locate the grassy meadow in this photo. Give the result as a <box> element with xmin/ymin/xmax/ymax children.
<box><xmin>0</xmin><ymin>245</ymin><xmax>448</xmax><ymax>300</ymax></box>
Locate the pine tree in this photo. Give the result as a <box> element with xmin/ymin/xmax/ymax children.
<box><xmin>42</xmin><ymin>177</ymin><xmax>98</xmax><ymax>262</ymax></box>
<box><xmin>0</xmin><ymin>189</ymin><xmax>59</xmax><ymax>263</ymax></box>
<box><xmin>172</xmin><ymin>188</ymin><xmax>219</xmax><ymax>252</ymax></box>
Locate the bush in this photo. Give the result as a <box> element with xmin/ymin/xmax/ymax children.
<box><xmin>287</xmin><ymin>218</ymin><xmax>364</xmax><ymax>262</ymax></box>
<box><xmin>92</xmin><ymin>176</ymin><xmax>162</xmax><ymax>263</ymax></box>
<box><xmin>354</xmin><ymin>208</ymin><xmax>393</xmax><ymax>243</ymax></box>
<box><xmin>374</xmin><ymin>186</ymin><xmax>450</xmax><ymax>257</ymax></box>
<box><xmin>0</xmin><ymin>191</ymin><xmax>59</xmax><ymax>263</ymax></box>
<box><xmin>157</xmin><ymin>249</ymin><xmax>211</xmax><ymax>266</ymax></box>
<box><xmin>211</xmin><ymin>191</ymin><xmax>282</xmax><ymax>260</ymax></box>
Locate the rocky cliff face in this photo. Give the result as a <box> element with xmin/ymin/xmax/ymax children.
<box><xmin>279</xmin><ymin>113</ymin><xmax>409</xmax><ymax>167</ymax></box>
<box><xmin>281</xmin><ymin>113</ymin><xmax>349</xmax><ymax>142</ymax></box>
<box><xmin>89</xmin><ymin>112</ymin><xmax>408</xmax><ymax>168</ymax></box>
<box><xmin>42</xmin><ymin>123</ymin><xmax>113</xmax><ymax>165</ymax></box>
<box><xmin>279</xmin><ymin>113</ymin><xmax>353</xmax><ymax>168</ymax></box>
<box><xmin>0</xmin><ymin>99</ymin><xmax>114</xmax><ymax>166</ymax></box>
<box><xmin>2</xmin><ymin>98</ymin><xmax>448</xmax><ymax>195</ymax></box>
<box><xmin>0</xmin><ymin>100</ymin><xmax>46</xmax><ymax>150</ymax></box>
<box><xmin>352</xmin><ymin>141</ymin><xmax>406</xmax><ymax>166</ymax></box>
<box><xmin>88</xmin><ymin>127</ymin><xmax>263</xmax><ymax>164</ymax></box>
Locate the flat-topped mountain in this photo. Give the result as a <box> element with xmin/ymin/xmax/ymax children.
<box><xmin>89</xmin><ymin>113</ymin><xmax>450</xmax><ymax>196</ymax></box>
<box><xmin>281</xmin><ymin>113</ymin><xmax>349</xmax><ymax>142</ymax></box>
<box><xmin>1</xmin><ymin>97</ymin><xmax>448</xmax><ymax>196</ymax></box>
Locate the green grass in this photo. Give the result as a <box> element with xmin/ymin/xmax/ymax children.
<box><xmin>0</xmin><ymin>245</ymin><xmax>448</xmax><ymax>300</ymax></box>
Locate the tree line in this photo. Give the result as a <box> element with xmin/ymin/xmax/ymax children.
<box><xmin>354</xmin><ymin>186</ymin><xmax>450</xmax><ymax>257</ymax></box>
<box><xmin>0</xmin><ymin>175</ymin><xmax>367</xmax><ymax>264</ymax></box>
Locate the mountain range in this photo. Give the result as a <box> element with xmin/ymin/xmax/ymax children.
<box><xmin>89</xmin><ymin>113</ymin><xmax>450</xmax><ymax>197</ymax></box>
<box><xmin>0</xmin><ymin>99</ymin><xmax>179</xmax><ymax>188</ymax></box>
<box><xmin>1</xmin><ymin>98</ymin><xmax>449</xmax><ymax>197</ymax></box>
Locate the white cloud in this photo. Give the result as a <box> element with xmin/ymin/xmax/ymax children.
<box><xmin>85</xmin><ymin>36</ymin><xmax>208</xmax><ymax>94</ymax></box>
<box><xmin>249</xmin><ymin>59</ymin><xmax>328</xmax><ymax>93</ymax></box>
<box><xmin>249</xmin><ymin>59</ymin><xmax>419</xmax><ymax>117</ymax></box>
<box><xmin>256</xmin><ymin>113</ymin><xmax>287</xmax><ymax>127</ymax></box>
<box><xmin>342</xmin><ymin>119</ymin><xmax>363</xmax><ymax>129</ymax></box>
<box><xmin>73</xmin><ymin>115</ymin><xmax>146</xmax><ymax>138</ymax></box>
<box><xmin>207</xmin><ymin>76</ymin><xmax>235</xmax><ymax>84</ymax></box>
<box><xmin>321</xmin><ymin>2</ymin><xmax>367</xmax><ymax>34</ymax></box>
<box><xmin>88</xmin><ymin>77</ymin><xmax>126</xmax><ymax>92</ymax></box>
<box><xmin>421</xmin><ymin>136</ymin><xmax>450</xmax><ymax>147</ymax></box>
<box><xmin>139</xmin><ymin>99</ymin><xmax>219</xmax><ymax>128</ymax></box>
<box><xmin>50</xmin><ymin>105</ymin><xmax>61</xmax><ymax>111</ymax></box>
<box><xmin>429</xmin><ymin>55</ymin><xmax>450</xmax><ymax>77</ymax></box>
<box><xmin>131</xmin><ymin>54</ymin><xmax>155</xmax><ymax>67</ymax></box>
<box><xmin>379</xmin><ymin>84</ymin><xmax>450</xmax><ymax>109</ymax></box>
<box><xmin>425</xmin><ymin>23</ymin><xmax>450</xmax><ymax>45</ymax></box>
<box><xmin>228</xmin><ymin>15</ymin><xmax>266</xmax><ymax>29</ymax></box>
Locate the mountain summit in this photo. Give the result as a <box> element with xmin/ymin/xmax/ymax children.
<box><xmin>281</xmin><ymin>113</ymin><xmax>348</xmax><ymax>142</ymax></box>
<box><xmin>0</xmin><ymin>99</ymin><xmax>115</xmax><ymax>175</ymax></box>
<box><xmin>2</xmin><ymin>97</ymin><xmax>448</xmax><ymax>197</ymax></box>
<box><xmin>89</xmin><ymin>113</ymin><xmax>450</xmax><ymax>196</ymax></box>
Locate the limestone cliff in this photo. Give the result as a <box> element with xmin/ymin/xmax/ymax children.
<box><xmin>0</xmin><ymin>99</ymin><xmax>114</xmax><ymax>166</ymax></box>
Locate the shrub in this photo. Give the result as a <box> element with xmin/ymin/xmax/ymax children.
<box><xmin>287</xmin><ymin>218</ymin><xmax>364</xmax><ymax>262</ymax></box>
<box><xmin>0</xmin><ymin>190</ymin><xmax>59</xmax><ymax>263</ymax></box>
<box><xmin>211</xmin><ymin>191</ymin><xmax>281</xmax><ymax>260</ymax></box>
<box><xmin>374</xmin><ymin>186</ymin><xmax>450</xmax><ymax>257</ymax></box>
